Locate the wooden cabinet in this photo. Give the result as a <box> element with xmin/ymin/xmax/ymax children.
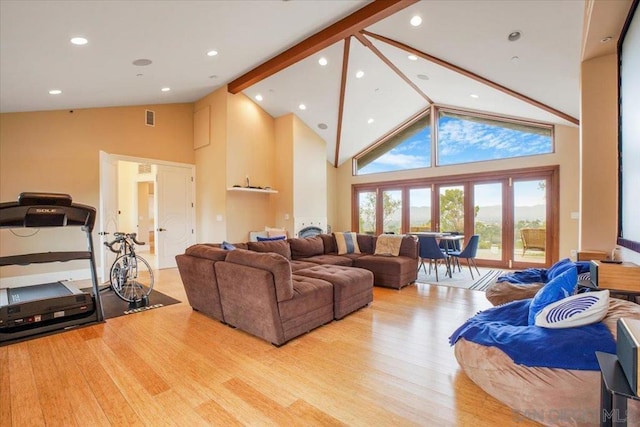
<box><xmin>591</xmin><ymin>260</ymin><xmax>640</xmax><ymax>292</ymax></box>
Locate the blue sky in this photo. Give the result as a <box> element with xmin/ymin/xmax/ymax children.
<box><xmin>358</xmin><ymin>115</ymin><xmax>552</xmax><ymax>174</ymax></box>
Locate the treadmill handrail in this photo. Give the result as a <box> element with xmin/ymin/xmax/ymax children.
<box><xmin>0</xmin><ymin>251</ymin><xmax>92</xmax><ymax>267</ymax></box>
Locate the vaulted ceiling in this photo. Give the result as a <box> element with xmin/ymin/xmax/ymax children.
<box><xmin>0</xmin><ymin>0</ymin><xmax>622</xmax><ymax>166</ymax></box>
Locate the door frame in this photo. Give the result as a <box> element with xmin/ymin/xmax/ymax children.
<box><xmin>99</xmin><ymin>152</ymin><xmax>196</xmax><ymax>275</ymax></box>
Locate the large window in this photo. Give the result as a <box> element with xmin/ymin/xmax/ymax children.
<box><xmin>437</xmin><ymin>111</ymin><xmax>553</xmax><ymax>166</ymax></box>
<box><xmin>355</xmin><ymin>113</ymin><xmax>431</xmax><ymax>175</ymax></box>
<box><xmin>353</xmin><ymin>106</ymin><xmax>553</xmax><ymax>175</ymax></box>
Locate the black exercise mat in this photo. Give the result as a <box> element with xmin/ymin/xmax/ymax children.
<box><xmin>82</xmin><ymin>287</ymin><xmax>180</xmax><ymax>319</ymax></box>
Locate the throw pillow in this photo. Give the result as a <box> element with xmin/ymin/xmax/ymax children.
<box><xmin>256</xmin><ymin>235</ymin><xmax>286</xmax><ymax>242</ymax></box>
<box><xmin>535</xmin><ymin>290</ymin><xmax>609</xmax><ymax>328</ymax></box>
<box><xmin>528</xmin><ymin>267</ymin><xmax>578</xmax><ymax>325</ymax></box>
<box><xmin>334</xmin><ymin>232</ymin><xmax>360</xmax><ymax>255</ymax></box>
<box><xmin>221</xmin><ymin>241</ymin><xmax>236</xmax><ymax>251</ymax></box>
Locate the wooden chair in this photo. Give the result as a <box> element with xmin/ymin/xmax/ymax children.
<box><xmin>520</xmin><ymin>228</ymin><xmax>546</xmax><ymax>256</ymax></box>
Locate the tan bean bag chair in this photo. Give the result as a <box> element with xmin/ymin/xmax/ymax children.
<box><xmin>454</xmin><ymin>298</ymin><xmax>640</xmax><ymax>426</ymax></box>
<box><xmin>486</xmin><ymin>280</ymin><xmax>544</xmax><ymax>306</ymax></box>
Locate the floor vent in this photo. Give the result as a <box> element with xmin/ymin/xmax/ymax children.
<box><xmin>145</xmin><ymin>109</ymin><xmax>155</xmax><ymax>127</ymax></box>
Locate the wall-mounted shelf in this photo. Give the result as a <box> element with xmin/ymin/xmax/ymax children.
<box><xmin>227</xmin><ymin>187</ymin><xmax>278</xmax><ymax>194</ymax></box>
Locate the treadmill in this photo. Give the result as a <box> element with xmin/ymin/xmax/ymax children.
<box><xmin>0</xmin><ymin>192</ymin><xmax>104</xmax><ymax>344</ymax></box>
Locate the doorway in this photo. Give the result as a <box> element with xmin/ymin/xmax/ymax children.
<box><xmin>99</xmin><ymin>151</ymin><xmax>195</xmax><ymax>282</ymax></box>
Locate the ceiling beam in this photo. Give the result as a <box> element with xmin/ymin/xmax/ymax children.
<box><xmin>227</xmin><ymin>0</ymin><xmax>419</xmax><ymax>94</ymax></box>
<box><xmin>362</xmin><ymin>30</ymin><xmax>580</xmax><ymax>126</ymax></box>
<box><xmin>355</xmin><ymin>32</ymin><xmax>433</xmax><ymax>104</ymax></box>
<box><xmin>334</xmin><ymin>38</ymin><xmax>351</xmax><ymax>168</ymax></box>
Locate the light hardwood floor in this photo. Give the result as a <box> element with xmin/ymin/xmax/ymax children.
<box><xmin>0</xmin><ymin>269</ymin><xmax>542</xmax><ymax>426</ymax></box>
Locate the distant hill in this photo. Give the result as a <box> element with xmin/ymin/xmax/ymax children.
<box><xmin>408</xmin><ymin>204</ymin><xmax>545</xmax><ymax>224</ymax></box>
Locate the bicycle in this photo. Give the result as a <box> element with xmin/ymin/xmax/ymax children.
<box><xmin>104</xmin><ymin>232</ymin><xmax>154</xmax><ymax>303</ymax></box>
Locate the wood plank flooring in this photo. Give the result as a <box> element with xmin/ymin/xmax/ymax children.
<box><xmin>0</xmin><ymin>268</ymin><xmax>542</xmax><ymax>426</ymax></box>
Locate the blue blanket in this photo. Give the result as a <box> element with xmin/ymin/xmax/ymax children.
<box><xmin>496</xmin><ymin>260</ymin><xmax>592</xmax><ymax>284</ymax></box>
<box><xmin>449</xmin><ymin>299</ymin><xmax>615</xmax><ymax>370</ymax></box>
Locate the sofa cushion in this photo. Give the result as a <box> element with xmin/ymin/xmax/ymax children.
<box><xmin>357</xmin><ymin>234</ymin><xmax>376</xmax><ymax>254</ymax></box>
<box><xmin>290</xmin><ymin>260</ymin><xmax>319</xmax><ymax>272</ymax></box>
<box><xmin>248</xmin><ymin>239</ymin><xmax>292</xmax><ymax>260</ymax></box>
<box><xmin>319</xmin><ymin>233</ymin><xmax>337</xmax><ymax>254</ymax></box>
<box><xmin>289</xmin><ymin>235</ymin><xmax>324</xmax><ymax>259</ymax></box>
<box><xmin>334</xmin><ymin>232</ymin><xmax>361</xmax><ymax>255</ymax></box>
<box><xmin>224</xmin><ymin>249</ymin><xmax>293</xmax><ymax>301</ymax></box>
<box><xmin>185</xmin><ymin>244</ymin><xmax>228</xmax><ymax>261</ymax></box>
<box><xmin>297</xmin><ymin>254</ymin><xmax>353</xmax><ymax>266</ymax></box>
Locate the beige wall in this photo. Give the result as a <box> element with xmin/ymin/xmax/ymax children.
<box><xmin>0</xmin><ymin>103</ymin><xmax>194</xmax><ymax>277</ymax></box>
<box><xmin>334</xmin><ymin>124</ymin><xmax>581</xmax><ymax>261</ymax></box>
<box><xmin>193</xmin><ymin>86</ymin><xmax>278</xmax><ymax>243</ymax></box>
<box><xmin>274</xmin><ymin>114</ymin><xmax>295</xmax><ymax>232</ymax></box>
<box><xmin>579</xmin><ymin>53</ymin><xmax>619</xmax><ymax>255</ymax></box>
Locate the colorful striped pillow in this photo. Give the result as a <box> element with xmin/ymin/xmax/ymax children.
<box><xmin>334</xmin><ymin>232</ymin><xmax>360</xmax><ymax>255</ymax></box>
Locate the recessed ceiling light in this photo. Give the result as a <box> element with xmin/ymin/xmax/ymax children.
<box><xmin>600</xmin><ymin>36</ymin><xmax>613</xmax><ymax>43</ymax></box>
<box><xmin>48</xmin><ymin>89</ymin><xmax>62</xmax><ymax>95</ymax></box>
<box><xmin>318</xmin><ymin>57</ymin><xmax>328</xmax><ymax>66</ymax></box>
<box><xmin>355</xmin><ymin>70</ymin><xmax>364</xmax><ymax>79</ymax></box>
<box><xmin>317</xmin><ymin>123</ymin><xmax>328</xmax><ymax>130</ymax></box>
<box><xmin>470</xmin><ymin>94</ymin><xmax>479</xmax><ymax>99</ymax></box>
<box><xmin>70</xmin><ymin>37</ymin><xmax>88</xmax><ymax>46</ymax></box>
<box><xmin>161</xmin><ymin>87</ymin><xmax>171</xmax><ymax>92</ymax></box>
<box><xmin>410</xmin><ymin>15</ymin><xmax>422</xmax><ymax>27</ymax></box>
<box><xmin>209</xmin><ymin>74</ymin><xmax>218</xmax><ymax>79</ymax></box>
<box><xmin>367</xmin><ymin>118</ymin><xmax>374</xmax><ymax>124</ymax></box>
<box><xmin>417</xmin><ymin>74</ymin><xmax>429</xmax><ymax>80</ymax></box>
<box><xmin>255</xmin><ymin>94</ymin><xmax>263</xmax><ymax>101</ymax></box>
<box><xmin>408</xmin><ymin>54</ymin><xmax>418</xmax><ymax>61</ymax></box>
<box><xmin>508</xmin><ymin>31</ymin><xmax>522</xmax><ymax>42</ymax></box>
<box><xmin>299</xmin><ymin>103</ymin><xmax>306</xmax><ymax>110</ymax></box>
<box><xmin>207</xmin><ymin>50</ymin><xmax>218</xmax><ymax>57</ymax></box>
<box><xmin>132</xmin><ymin>59</ymin><xmax>152</xmax><ymax>66</ymax></box>
<box><xmin>510</xmin><ymin>55</ymin><xmax>520</xmax><ymax>63</ymax></box>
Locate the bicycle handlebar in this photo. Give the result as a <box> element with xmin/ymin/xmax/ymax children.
<box><xmin>104</xmin><ymin>232</ymin><xmax>145</xmax><ymax>252</ymax></box>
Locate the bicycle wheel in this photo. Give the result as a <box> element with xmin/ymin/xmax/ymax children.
<box><xmin>109</xmin><ymin>255</ymin><xmax>154</xmax><ymax>302</ymax></box>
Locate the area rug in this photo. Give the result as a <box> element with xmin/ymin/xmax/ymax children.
<box><xmin>416</xmin><ymin>266</ymin><xmax>503</xmax><ymax>291</ymax></box>
<box><xmin>81</xmin><ymin>287</ymin><xmax>180</xmax><ymax>319</ymax></box>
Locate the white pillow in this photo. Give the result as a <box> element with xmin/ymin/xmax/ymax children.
<box><xmin>535</xmin><ymin>290</ymin><xmax>609</xmax><ymax>329</ymax></box>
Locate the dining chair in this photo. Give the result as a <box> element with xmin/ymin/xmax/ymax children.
<box><xmin>448</xmin><ymin>234</ymin><xmax>481</xmax><ymax>279</ymax></box>
<box><xmin>417</xmin><ymin>235</ymin><xmax>451</xmax><ymax>281</ymax></box>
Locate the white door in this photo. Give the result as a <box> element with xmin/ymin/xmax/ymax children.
<box><xmin>155</xmin><ymin>164</ymin><xmax>195</xmax><ymax>269</ymax></box>
<box><xmin>99</xmin><ymin>151</ymin><xmax>119</xmax><ymax>282</ymax></box>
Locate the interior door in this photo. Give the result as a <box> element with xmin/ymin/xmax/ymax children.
<box><xmin>155</xmin><ymin>164</ymin><xmax>195</xmax><ymax>269</ymax></box>
<box><xmin>99</xmin><ymin>151</ymin><xmax>119</xmax><ymax>282</ymax></box>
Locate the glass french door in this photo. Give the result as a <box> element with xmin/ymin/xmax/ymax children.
<box><xmin>382</xmin><ymin>190</ymin><xmax>403</xmax><ymax>234</ymax></box>
<box><xmin>358</xmin><ymin>191</ymin><xmax>377</xmax><ymax>235</ymax></box>
<box><xmin>437</xmin><ymin>185</ymin><xmax>464</xmax><ymax>233</ymax></box>
<box><xmin>512</xmin><ymin>179</ymin><xmax>548</xmax><ymax>266</ymax></box>
<box><xmin>473</xmin><ymin>182</ymin><xmax>503</xmax><ymax>262</ymax></box>
<box><xmin>409</xmin><ymin>188</ymin><xmax>432</xmax><ymax>232</ymax></box>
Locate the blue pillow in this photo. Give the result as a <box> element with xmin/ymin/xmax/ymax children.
<box><xmin>546</xmin><ymin>258</ymin><xmax>573</xmax><ymax>281</ymax></box>
<box><xmin>221</xmin><ymin>241</ymin><xmax>236</xmax><ymax>250</ymax></box>
<box><xmin>256</xmin><ymin>235</ymin><xmax>286</xmax><ymax>242</ymax></box>
<box><xmin>528</xmin><ymin>267</ymin><xmax>578</xmax><ymax>325</ymax></box>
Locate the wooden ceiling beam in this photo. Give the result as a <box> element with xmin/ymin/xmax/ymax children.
<box><xmin>334</xmin><ymin>38</ymin><xmax>351</xmax><ymax>168</ymax></box>
<box><xmin>227</xmin><ymin>0</ymin><xmax>419</xmax><ymax>94</ymax></box>
<box><xmin>355</xmin><ymin>32</ymin><xmax>433</xmax><ymax>104</ymax></box>
<box><xmin>362</xmin><ymin>30</ymin><xmax>580</xmax><ymax>126</ymax></box>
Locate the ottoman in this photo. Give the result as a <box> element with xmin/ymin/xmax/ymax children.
<box><xmin>294</xmin><ymin>265</ymin><xmax>374</xmax><ymax>319</ymax></box>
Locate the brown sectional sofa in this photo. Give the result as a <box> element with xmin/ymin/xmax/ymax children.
<box><xmin>175</xmin><ymin>233</ymin><xmax>418</xmax><ymax>345</ymax></box>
